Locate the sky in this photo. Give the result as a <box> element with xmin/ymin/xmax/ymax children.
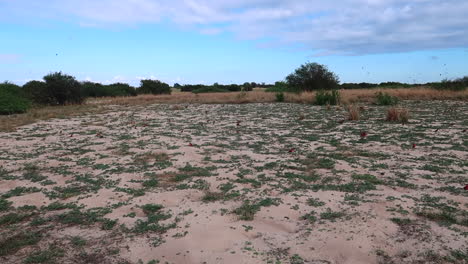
<box><xmin>1</xmin><ymin>0</ymin><xmax>467</xmax><ymax>86</ymax></box>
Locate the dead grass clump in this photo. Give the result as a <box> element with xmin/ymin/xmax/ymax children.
<box><xmin>347</xmin><ymin>105</ymin><xmax>360</xmax><ymax>121</ymax></box>
<box><xmin>386</xmin><ymin>107</ymin><xmax>409</xmax><ymax>123</ymax></box>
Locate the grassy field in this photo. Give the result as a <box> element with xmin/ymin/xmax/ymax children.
<box><xmin>0</xmin><ymin>92</ymin><xmax>467</xmax><ymax>263</ymax></box>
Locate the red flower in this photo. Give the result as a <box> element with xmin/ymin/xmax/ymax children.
<box><xmin>412</xmin><ymin>143</ymin><xmax>416</xmax><ymax>149</ymax></box>
<box><xmin>189</xmin><ymin>143</ymin><xmax>194</xmax><ymax>147</ymax></box>
<box><xmin>360</xmin><ymin>131</ymin><xmax>368</xmax><ymax>138</ymax></box>
<box><xmin>288</xmin><ymin>148</ymin><xmax>296</xmax><ymax>153</ymax></box>
<box><xmin>464</xmin><ymin>184</ymin><xmax>468</xmax><ymax>191</ymax></box>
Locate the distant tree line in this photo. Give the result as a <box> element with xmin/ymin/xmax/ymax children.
<box><xmin>1</xmin><ymin>67</ymin><xmax>466</xmax><ymax>116</ymax></box>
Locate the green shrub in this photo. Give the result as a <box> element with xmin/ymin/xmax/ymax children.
<box><xmin>22</xmin><ymin>81</ymin><xmax>52</xmax><ymax>105</ymax></box>
<box><xmin>0</xmin><ymin>82</ymin><xmax>31</xmax><ymax>115</ymax></box>
<box><xmin>265</xmin><ymin>81</ymin><xmax>296</xmax><ymax>93</ymax></box>
<box><xmin>376</xmin><ymin>92</ymin><xmax>398</xmax><ymax>105</ymax></box>
<box><xmin>275</xmin><ymin>92</ymin><xmax>285</xmax><ymax>102</ymax></box>
<box><xmin>81</xmin><ymin>82</ymin><xmax>137</xmax><ymax>97</ymax></box>
<box><xmin>315</xmin><ymin>89</ymin><xmax>340</xmax><ymax>105</ymax></box>
<box><xmin>286</xmin><ymin>62</ymin><xmax>340</xmax><ymax>91</ymax></box>
<box><xmin>192</xmin><ymin>86</ymin><xmax>229</xmax><ymax>94</ymax></box>
<box><xmin>138</xmin><ymin>79</ymin><xmax>171</xmax><ymax>95</ymax></box>
<box><xmin>43</xmin><ymin>72</ymin><xmax>83</xmax><ymax>105</ymax></box>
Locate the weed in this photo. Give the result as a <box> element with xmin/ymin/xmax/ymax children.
<box><xmin>320</xmin><ymin>208</ymin><xmax>346</xmax><ymax>221</ymax></box>
<box><xmin>306</xmin><ymin>198</ymin><xmax>325</xmax><ymax>207</ymax></box>
<box><xmin>141</xmin><ymin>204</ymin><xmax>164</xmax><ymax>215</ymax></box>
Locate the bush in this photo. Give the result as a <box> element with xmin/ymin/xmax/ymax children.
<box><xmin>43</xmin><ymin>72</ymin><xmax>83</xmax><ymax>105</ymax></box>
<box><xmin>275</xmin><ymin>92</ymin><xmax>285</xmax><ymax>102</ymax></box>
<box><xmin>105</xmin><ymin>83</ymin><xmax>137</xmax><ymax>97</ymax></box>
<box><xmin>138</xmin><ymin>79</ymin><xmax>171</xmax><ymax>95</ymax></box>
<box><xmin>0</xmin><ymin>82</ymin><xmax>31</xmax><ymax>115</ymax></box>
<box><xmin>315</xmin><ymin>90</ymin><xmax>340</xmax><ymax>105</ymax></box>
<box><xmin>22</xmin><ymin>81</ymin><xmax>52</xmax><ymax>105</ymax></box>
<box><xmin>286</xmin><ymin>62</ymin><xmax>340</xmax><ymax>91</ymax></box>
<box><xmin>192</xmin><ymin>87</ymin><xmax>229</xmax><ymax>94</ymax></box>
<box><xmin>376</xmin><ymin>92</ymin><xmax>398</xmax><ymax>105</ymax></box>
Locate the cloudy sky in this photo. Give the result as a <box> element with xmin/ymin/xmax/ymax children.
<box><xmin>1</xmin><ymin>0</ymin><xmax>467</xmax><ymax>85</ymax></box>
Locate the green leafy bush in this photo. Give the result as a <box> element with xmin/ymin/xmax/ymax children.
<box><xmin>376</xmin><ymin>92</ymin><xmax>398</xmax><ymax>105</ymax></box>
<box><xmin>22</xmin><ymin>80</ymin><xmax>52</xmax><ymax>105</ymax></box>
<box><xmin>82</xmin><ymin>82</ymin><xmax>136</xmax><ymax>98</ymax></box>
<box><xmin>315</xmin><ymin>89</ymin><xmax>340</xmax><ymax>105</ymax></box>
<box><xmin>0</xmin><ymin>82</ymin><xmax>31</xmax><ymax>115</ymax></box>
<box><xmin>43</xmin><ymin>72</ymin><xmax>83</xmax><ymax>105</ymax></box>
<box><xmin>286</xmin><ymin>62</ymin><xmax>340</xmax><ymax>91</ymax></box>
<box><xmin>138</xmin><ymin>79</ymin><xmax>171</xmax><ymax>95</ymax></box>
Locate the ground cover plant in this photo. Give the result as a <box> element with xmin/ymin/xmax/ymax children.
<box><xmin>0</xmin><ymin>98</ymin><xmax>467</xmax><ymax>264</ymax></box>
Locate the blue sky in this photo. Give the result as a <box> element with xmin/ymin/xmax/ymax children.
<box><xmin>1</xmin><ymin>0</ymin><xmax>467</xmax><ymax>86</ymax></box>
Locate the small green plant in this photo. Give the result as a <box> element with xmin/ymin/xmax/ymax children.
<box><xmin>306</xmin><ymin>198</ymin><xmax>325</xmax><ymax>207</ymax></box>
<box><xmin>141</xmin><ymin>204</ymin><xmax>164</xmax><ymax>215</ymax></box>
<box><xmin>376</xmin><ymin>92</ymin><xmax>398</xmax><ymax>105</ymax></box>
<box><xmin>275</xmin><ymin>92</ymin><xmax>285</xmax><ymax>102</ymax></box>
<box><xmin>315</xmin><ymin>89</ymin><xmax>340</xmax><ymax>105</ymax></box>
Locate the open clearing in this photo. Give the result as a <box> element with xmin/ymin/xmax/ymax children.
<box><xmin>1</xmin><ymin>100</ymin><xmax>467</xmax><ymax>264</ymax></box>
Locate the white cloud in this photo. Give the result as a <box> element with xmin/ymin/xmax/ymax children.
<box><xmin>2</xmin><ymin>0</ymin><xmax>468</xmax><ymax>55</ymax></box>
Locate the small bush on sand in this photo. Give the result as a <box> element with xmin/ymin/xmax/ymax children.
<box><xmin>315</xmin><ymin>90</ymin><xmax>340</xmax><ymax>105</ymax></box>
<box><xmin>386</xmin><ymin>107</ymin><xmax>409</xmax><ymax>123</ymax></box>
<box><xmin>347</xmin><ymin>105</ymin><xmax>360</xmax><ymax>121</ymax></box>
<box><xmin>376</xmin><ymin>92</ymin><xmax>399</xmax><ymax>105</ymax></box>
<box><xmin>0</xmin><ymin>82</ymin><xmax>31</xmax><ymax>115</ymax></box>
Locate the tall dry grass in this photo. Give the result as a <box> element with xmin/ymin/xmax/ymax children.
<box><xmin>88</xmin><ymin>86</ymin><xmax>468</xmax><ymax>106</ymax></box>
<box><xmin>1</xmin><ymin>86</ymin><xmax>467</xmax><ymax>132</ymax></box>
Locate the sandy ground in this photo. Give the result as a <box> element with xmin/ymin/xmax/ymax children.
<box><xmin>0</xmin><ymin>101</ymin><xmax>467</xmax><ymax>264</ymax></box>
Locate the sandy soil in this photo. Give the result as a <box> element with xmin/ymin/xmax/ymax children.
<box><xmin>0</xmin><ymin>101</ymin><xmax>467</xmax><ymax>264</ymax></box>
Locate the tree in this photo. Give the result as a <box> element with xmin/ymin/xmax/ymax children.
<box><xmin>138</xmin><ymin>79</ymin><xmax>171</xmax><ymax>95</ymax></box>
<box><xmin>286</xmin><ymin>62</ymin><xmax>339</xmax><ymax>91</ymax></box>
<box><xmin>43</xmin><ymin>72</ymin><xmax>83</xmax><ymax>105</ymax></box>
<box><xmin>22</xmin><ymin>80</ymin><xmax>54</xmax><ymax>105</ymax></box>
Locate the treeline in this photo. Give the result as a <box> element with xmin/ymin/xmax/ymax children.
<box><xmin>0</xmin><ymin>72</ymin><xmax>171</xmax><ymax>115</ymax></box>
<box><xmin>176</xmin><ymin>82</ymin><xmax>271</xmax><ymax>93</ymax></box>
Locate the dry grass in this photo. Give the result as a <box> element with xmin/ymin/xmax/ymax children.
<box><xmin>347</xmin><ymin>105</ymin><xmax>361</xmax><ymax>121</ymax></box>
<box><xmin>1</xmin><ymin>87</ymin><xmax>466</xmax><ymax>132</ymax></box>
<box><xmin>88</xmin><ymin>87</ymin><xmax>468</xmax><ymax>106</ymax></box>
<box><xmin>387</xmin><ymin>107</ymin><xmax>410</xmax><ymax>123</ymax></box>
<box><xmin>0</xmin><ymin>104</ymin><xmax>106</xmax><ymax>132</ymax></box>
